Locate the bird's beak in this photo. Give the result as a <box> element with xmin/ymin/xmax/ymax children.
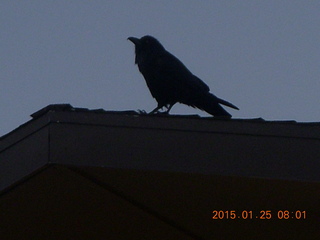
<box><xmin>127</xmin><ymin>37</ymin><xmax>140</xmax><ymax>45</ymax></box>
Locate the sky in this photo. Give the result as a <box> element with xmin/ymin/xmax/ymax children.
<box><xmin>1</xmin><ymin>1</ymin><xmax>320</xmax><ymax>136</ymax></box>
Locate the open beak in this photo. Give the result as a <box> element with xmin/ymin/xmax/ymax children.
<box><xmin>127</xmin><ymin>37</ymin><xmax>140</xmax><ymax>45</ymax></box>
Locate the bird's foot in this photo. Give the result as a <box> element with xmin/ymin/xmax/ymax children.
<box><xmin>151</xmin><ymin>110</ymin><xmax>169</xmax><ymax>115</ymax></box>
<box><xmin>137</xmin><ymin>109</ymin><xmax>148</xmax><ymax>115</ymax></box>
<box><xmin>148</xmin><ymin>108</ymin><xmax>160</xmax><ymax>114</ymax></box>
<box><xmin>149</xmin><ymin>106</ymin><xmax>170</xmax><ymax>115</ymax></box>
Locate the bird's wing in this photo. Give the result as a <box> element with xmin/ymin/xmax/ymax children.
<box><xmin>156</xmin><ymin>52</ymin><xmax>210</xmax><ymax>93</ymax></box>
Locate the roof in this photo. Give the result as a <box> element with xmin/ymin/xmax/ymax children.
<box><xmin>0</xmin><ymin>104</ymin><xmax>319</xmax><ymax>239</ymax></box>
<box><xmin>2</xmin><ymin>103</ymin><xmax>320</xmax><ymax>184</ymax></box>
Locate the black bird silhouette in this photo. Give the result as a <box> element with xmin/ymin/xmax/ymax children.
<box><xmin>128</xmin><ymin>35</ymin><xmax>239</xmax><ymax>117</ymax></box>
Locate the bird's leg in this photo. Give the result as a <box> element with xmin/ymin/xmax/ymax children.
<box><xmin>164</xmin><ymin>104</ymin><xmax>174</xmax><ymax>114</ymax></box>
<box><xmin>151</xmin><ymin>104</ymin><xmax>174</xmax><ymax>115</ymax></box>
<box><xmin>149</xmin><ymin>106</ymin><xmax>162</xmax><ymax>114</ymax></box>
<box><xmin>149</xmin><ymin>103</ymin><xmax>174</xmax><ymax>115</ymax></box>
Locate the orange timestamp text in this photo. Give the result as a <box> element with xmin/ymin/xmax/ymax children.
<box><xmin>212</xmin><ymin>210</ymin><xmax>306</xmax><ymax>220</ymax></box>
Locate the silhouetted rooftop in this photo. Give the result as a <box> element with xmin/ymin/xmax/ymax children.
<box><xmin>0</xmin><ymin>104</ymin><xmax>319</xmax><ymax>239</ymax></box>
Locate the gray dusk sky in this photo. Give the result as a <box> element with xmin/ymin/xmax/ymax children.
<box><xmin>1</xmin><ymin>1</ymin><xmax>320</xmax><ymax>136</ymax></box>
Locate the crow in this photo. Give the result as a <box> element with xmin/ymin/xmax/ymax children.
<box><xmin>128</xmin><ymin>35</ymin><xmax>239</xmax><ymax>117</ymax></box>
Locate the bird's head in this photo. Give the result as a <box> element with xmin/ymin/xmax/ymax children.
<box><xmin>128</xmin><ymin>35</ymin><xmax>165</xmax><ymax>62</ymax></box>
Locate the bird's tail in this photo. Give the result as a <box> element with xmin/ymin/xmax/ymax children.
<box><xmin>194</xmin><ymin>93</ymin><xmax>239</xmax><ymax>118</ymax></box>
<box><xmin>217</xmin><ymin>97</ymin><xmax>239</xmax><ymax>110</ymax></box>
